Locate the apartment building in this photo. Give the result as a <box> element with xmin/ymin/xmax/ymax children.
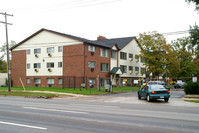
<box><xmin>11</xmin><ymin>28</ymin><xmax>145</xmax><ymax>88</ymax></box>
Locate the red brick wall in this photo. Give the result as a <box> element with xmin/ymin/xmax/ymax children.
<box><xmin>85</xmin><ymin>44</ymin><xmax>110</xmax><ymax>78</ymax></box>
<box><xmin>11</xmin><ymin>50</ymin><xmax>26</xmax><ymax>87</ymax></box>
<box><xmin>63</xmin><ymin>44</ymin><xmax>85</xmax><ymax>77</ymax></box>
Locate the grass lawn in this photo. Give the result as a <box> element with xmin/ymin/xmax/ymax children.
<box><xmin>0</xmin><ymin>90</ymin><xmax>64</xmax><ymax>99</ymax></box>
<box><xmin>184</xmin><ymin>100</ymin><xmax>199</xmax><ymax>103</ymax></box>
<box><xmin>0</xmin><ymin>86</ymin><xmax>140</xmax><ymax>95</ymax></box>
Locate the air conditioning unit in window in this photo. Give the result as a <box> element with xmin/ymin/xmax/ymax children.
<box><xmin>48</xmin><ymin>68</ymin><xmax>52</xmax><ymax>72</ymax></box>
<box><xmin>35</xmin><ymin>54</ymin><xmax>39</xmax><ymax>58</ymax></box>
<box><xmin>130</xmin><ymin>58</ymin><xmax>133</xmax><ymax>62</ymax></box>
<box><xmin>136</xmin><ymin>71</ymin><xmax>139</xmax><ymax>75</ymax></box>
<box><xmin>48</xmin><ymin>53</ymin><xmax>52</xmax><ymax>57</ymax></box>
<box><xmin>129</xmin><ymin>70</ymin><xmax>133</xmax><ymax>74</ymax></box>
<box><xmin>91</xmin><ymin>68</ymin><xmax>94</xmax><ymax>72</ymax></box>
<box><xmin>91</xmin><ymin>52</ymin><xmax>95</xmax><ymax>56</ymax></box>
<box><xmin>35</xmin><ymin>68</ymin><xmax>39</xmax><ymax>72</ymax></box>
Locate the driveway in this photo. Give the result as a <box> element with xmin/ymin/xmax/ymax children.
<box><xmin>61</xmin><ymin>90</ymin><xmax>199</xmax><ymax>107</ymax></box>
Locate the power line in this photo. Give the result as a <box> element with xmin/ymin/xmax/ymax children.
<box><xmin>0</xmin><ymin>12</ymin><xmax>13</xmax><ymax>92</ymax></box>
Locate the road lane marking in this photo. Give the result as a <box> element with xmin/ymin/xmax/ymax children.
<box><xmin>23</xmin><ymin>106</ymin><xmax>89</xmax><ymax>114</ymax></box>
<box><xmin>69</xmin><ymin>104</ymin><xmax>120</xmax><ymax>109</ymax></box>
<box><xmin>0</xmin><ymin>121</ymin><xmax>47</xmax><ymax>130</ymax></box>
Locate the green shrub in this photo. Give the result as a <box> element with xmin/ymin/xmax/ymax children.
<box><xmin>184</xmin><ymin>82</ymin><xmax>199</xmax><ymax>94</ymax></box>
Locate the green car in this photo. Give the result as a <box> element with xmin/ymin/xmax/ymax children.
<box><xmin>138</xmin><ymin>85</ymin><xmax>170</xmax><ymax>102</ymax></box>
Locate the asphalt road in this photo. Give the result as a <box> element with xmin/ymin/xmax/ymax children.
<box><xmin>0</xmin><ymin>93</ymin><xmax>199</xmax><ymax>133</ymax></box>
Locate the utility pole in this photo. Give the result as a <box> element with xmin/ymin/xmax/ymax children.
<box><xmin>0</xmin><ymin>12</ymin><xmax>13</xmax><ymax>92</ymax></box>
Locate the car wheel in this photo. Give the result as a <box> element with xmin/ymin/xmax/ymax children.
<box><xmin>138</xmin><ymin>94</ymin><xmax>141</xmax><ymax>100</ymax></box>
<box><xmin>164</xmin><ymin>98</ymin><xmax>169</xmax><ymax>102</ymax></box>
<box><xmin>147</xmin><ymin>95</ymin><xmax>151</xmax><ymax>102</ymax></box>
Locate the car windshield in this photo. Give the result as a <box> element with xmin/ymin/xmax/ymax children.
<box><xmin>150</xmin><ymin>85</ymin><xmax>166</xmax><ymax>90</ymax></box>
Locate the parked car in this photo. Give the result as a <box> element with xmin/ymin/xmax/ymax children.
<box><xmin>138</xmin><ymin>85</ymin><xmax>170</xmax><ymax>102</ymax></box>
<box><xmin>0</xmin><ymin>84</ymin><xmax>7</xmax><ymax>87</ymax></box>
<box><xmin>174</xmin><ymin>82</ymin><xmax>186</xmax><ymax>89</ymax></box>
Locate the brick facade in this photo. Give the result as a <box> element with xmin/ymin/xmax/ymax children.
<box><xmin>11</xmin><ymin>50</ymin><xmax>26</xmax><ymax>87</ymax></box>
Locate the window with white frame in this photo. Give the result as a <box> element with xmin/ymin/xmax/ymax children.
<box><xmin>88</xmin><ymin>61</ymin><xmax>95</xmax><ymax>68</ymax></box>
<box><xmin>58</xmin><ymin>46</ymin><xmax>63</xmax><ymax>52</ymax></box>
<box><xmin>129</xmin><ymin>66</ymin><xmax>133</xmax><ymax>71</ymax></box>
<box><xmin>88</xmin><ymin>79</ymin><xmax>95</xmax><ymax>85</ymax></box>
<box><xmin>34</xmin><ymin>48</ymin><xmax>41</xmax><ymax>54</ymax></box>
<box><xmin>141</xmin><ymin>67</ymin><xmax>146</xmax><ymax>75</ymax></box>
<box><xmin>120</xmin><ymin>52</ymin><xmax>127</xmax><ymax>60</ymax></box>
<box><xmin>47</xmin><ymin>78</ymin><xmax>54</xmax><ymax>84</ymax></box>
<box><xmin>27</xmin><ymin>78</ymin><xmax>30</xmax><ymax>84</ymax></box>
<box><xmin>101</xmin><ymin>63</ymin><xmax>109</xmax><ymax>72</ymax></box>
<box><xmin>27</xmin><ymin>63</ymin><xmax>30</xmax><ymax>69</ymax></box>
<box><xmin>135</xmin><ymin>56</ymin><xmax>139</xmax><ymax>62</ymax></box>
<box><xmin>47</xmin><ymin>47</ymin><xmax>54</xmax><ymax>53</ymax></box>
<box><xmin>101</xmin><ymin>48</ymin><xmax>109</xmax><ymax>57</ymax></box>
<box><xmin>135</xmin><ymin>67</ymin><xmax>139</xmax><ymax>73</ymax></box>
<box><xmin>27</xmin><ymin>49</ymin><xmax>30</xmax><ymax>55</ymax></box>
<box><xmin>88</xmin><ymin>45</ymin><xmax>95</xmax><ymax>52</ymax></box>
<box><xmin>34</xmin><ymin>63</ymin><xmax>41</xmax><ymax>68</ymax></box>
<box><xmin>120</xmin><ymin>65</ymin><xmax>127</xmax><ymax>73</ymax></box>
<box><xmin>58</xmin><ymin>62</ymin><xmax>62</xmax><ymax>68</ymax></box>
<box><xmin>58</xmin><ymin>78</ymin><xmax>63</xmax><ymax>84</ymax></box>
<box><xmin>34</xmin><ymin>78</ymin><xmax>41</xmax><ymax>84</ymax></box>
<box><xmin>111</xmin><ymin>50</ymin><xmax>117</xmax><ymax>59</ymax></box>
<box><xmin>47</xmin><ymin>62</ymin><xmax>54</xmax><ymax>68</ymax></box>
<box><xmin>129</xmin><ymin>53</ymin><xmax>133</xmax><ymax>59</ymax></box>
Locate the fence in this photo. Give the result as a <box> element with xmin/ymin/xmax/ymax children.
<box><xmin>62</xmin><ymin>76</ymin><xmax>142</xmax><ymax>90</ymax></box>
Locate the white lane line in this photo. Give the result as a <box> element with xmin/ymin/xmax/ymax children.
<box><xmin>23</xmin><ymin>106</ymin><xmax>89</xmax><ymax>114</ymax></box>
<box><xmin>70</xmin><ymin>104</ymin><xmax>120</xmax><ymax>109</ymax></box>
<box><xmin>0</xmin><ymin>121</ymin><xmax>47</xmax><ymax>130</ymax></box>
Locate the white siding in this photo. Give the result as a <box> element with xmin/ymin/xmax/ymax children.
<box><xmin>0</xmin><ymin>73</ymin><xmax>7</xmax><ymax>85</ymax></box>
<box><xmin>13</xmin><ymin>30</ymin><xmax>83</xmax><ymax>76</ymax></box>
<box><xmin>118</xmin><ymin>39</ymin><xmax>145</xmax><ymax>78</ymax></box>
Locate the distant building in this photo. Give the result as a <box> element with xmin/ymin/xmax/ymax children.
<box><xmin>0</xmin><ymin>73</ymin><xmax>7</xmax><ymax>86</ymax></box>
<box><xmin>11</xmin><ymin>29</ymin><xmax>145</xmax><ymax>88</ymax></box>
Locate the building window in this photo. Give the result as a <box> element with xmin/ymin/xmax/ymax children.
<box><xmin>111</xmin><ymin>50</ymin><xmax>117</xmax><ymax>59</ymax></box>
<box><xmin>141</xmin><ymin>57</ymin><xmax>145</xmax><ymax>63</ymax></box>
<box><xmin>101</xmin><ymin>48</ymin><xmax>109</xmax><ymax>57</ymax></box>
<box><xmin>58</xmin><ymin>46</ymin><xmax>63</xmax><ymax>52</ymax></box>
<box><xmin>58</xmin><ymin>62</ymin><xmax>62</xmax><ymax>68</ymax></box>
<box><xmin>141</xmin><ymin>68</ymin><xmax>146</xmax><ymax>75</ymax></box>
<box><xmin>135</xmin><ymin>67</ymin><xmax>139</xmax><ymax>73</ymax></box>
<box><xmin>120</xmin><ymin>65</ymin><xmax>127</xmax><ymax>73</ymax></box>
<box><xmin>47</xmin><ymin>78</ymin><xmax>54</xmax><ymax>84</ymax></box>
<box><xmin>101</xmin><ymin>63</ymin><xmax>109</xmax><ymax>72</ymax></box>
<box><xmin>27</xmin><ymin>63</ymin><xmax>30</xmax><ymax>69</ymax></box>
<box><xmin>34</xmin><ymin>48</ymin><xmax>41</xmax><ymax>54</ymax></box>
<box><xmin>34</xmin><ymin>63</ymin><xmax>41</xmax><ymax>68</ymax></box>
<box><xmin>34</xmin><ymin>78</ymin><xmax>41</xmax><ymax>84</ymax></box>
<box><xmin>88</xmin><ymin>45</ymin><xmax>95</xmax><ymax>52</ymax></box>
<box><xmin>88</xmin><ymin>61</ymin><xmax>95</xmax><ymax>68</ymax></box>
<box><xmin>47</xmin><ymin>47</ymin><xmax>54</xmax><ymax>53</ymax></box>
<box><xmin>27</xmin><ymin>78</ymin><xmax>30</xmax><ymax>84</ymax></box>
<box><xmin>129</xmin><ymin>53</ymin><xmax>133</xmax><ymax>59</ymax></box>
<box><xmin>47</xmin><ymin>62</ymin><xmax>54</xmax><ymax>68</ymax></box>
<box><xmin>27</xmin><ymin>49</ymin><xmax>30</xmax><ymax>55</ymax></box>
<box><xmin>58</xmin><ymin>78</ymin><xmax>62</xmax><ymax>84</ymax></box>
<box><xmin>120</xmin><ymin>52</ymin><xmax>127</xmax><ymax>60</ymax></box>
<box><xmin>135</xmin><ymin>56</ymin><xmax>139</xmax><ymax>62</ymax></box>
<box><xmin>129</xmin><ymin>66</ymin><xmax>133</xmax><ymax>71</ymax></box>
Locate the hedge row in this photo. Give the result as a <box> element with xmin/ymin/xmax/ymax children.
<box><xmin>184</xmin><ymin>82</ymin><xmax>199</xmax><ymax>94</ymax></box>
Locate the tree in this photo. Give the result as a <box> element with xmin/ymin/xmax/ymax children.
<box><xmin>0</xmin><ymin>59</ymin><xmax>7</xmax><ymax>73</ymax></box>
<box><xmin>171</xmin><ymin>37</ymin><xmax>197</xmax><ymax>78</ymax></box>
<box><xmin>0</xmin><ymin>40</ymin><xmax>16</xmax><ymax>60</ymax></box>
<box><xmin>185</xmin><ymin>0</ymin><xmax>199</xmax><ymax>11</ymax></box>
<box><xmin>138</xmin><ymin>31</ymin><xmax>178</xmax><ymax>79</ymax></box>
<box><xmin>189</xmin><ymin>24</ymin><xmax>199</xmax><ymax>78</ymax></box>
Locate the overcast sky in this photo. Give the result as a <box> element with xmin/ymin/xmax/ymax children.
<box><xmin>0</xmin><ymin>0</ymin><xmax>198</xmax><ymax>47</ymax></box>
